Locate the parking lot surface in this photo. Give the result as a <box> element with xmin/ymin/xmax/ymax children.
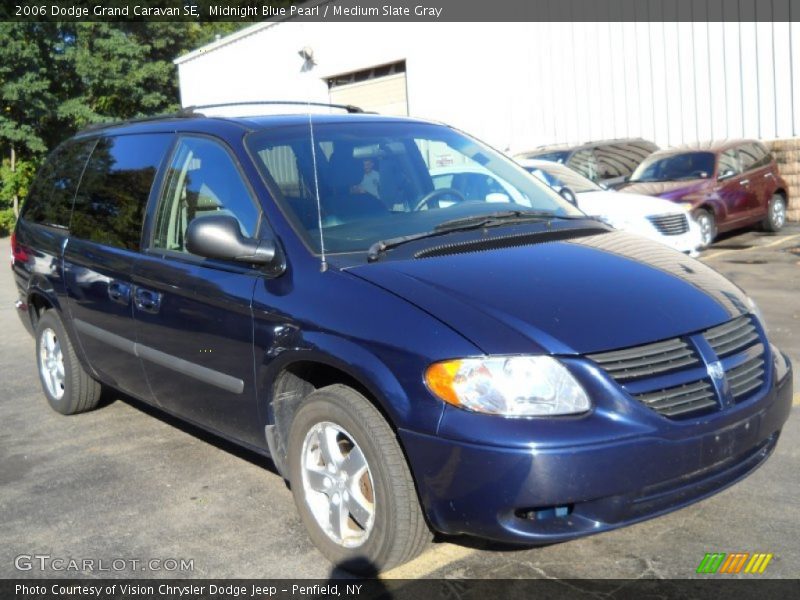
<box><xmin>1</xmin><ymin>227</ymin><xmax>798</xmax><ymax>580</ymax></box>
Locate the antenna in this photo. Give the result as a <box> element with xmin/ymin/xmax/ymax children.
<box><xmin>299</xmin><ymin>46</ymin><xmax>327</xmax><ymax>272</ymax></box>
<box><xmin>307</xmin><ymin>109</ymin><xmax>327</xmax><ymax>272</ymax></box>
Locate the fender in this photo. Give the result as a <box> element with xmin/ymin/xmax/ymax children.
<box><xmin>255</xmin><ymin>333</ymin><xmax>444</xmax><ymax>436</ymax></box>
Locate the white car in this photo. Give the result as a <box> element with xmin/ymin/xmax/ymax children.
<box><xmin>518</xmin><ymin>159</ymin><xmax>702</xmax><ymax>256</ymax></box>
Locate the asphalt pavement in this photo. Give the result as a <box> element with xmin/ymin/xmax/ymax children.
<box><xmin>1</xmin><ymin>227</ymin><xmax>798</xmax><ymax>580</ymax></box>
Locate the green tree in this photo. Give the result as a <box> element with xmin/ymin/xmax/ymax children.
<box><xmin>0</xmin><ymin>21</ymin><xmax>245</xmax><ymax>229</ymax></box>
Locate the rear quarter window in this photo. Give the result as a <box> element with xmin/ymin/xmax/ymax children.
<box><xmin>22</xmin><ymin>139</ymin><xmax>96</xmax><ymax>229</ymax></box>
<box><xmin>739</xmin><ymin>142</ymin><xmax>772</xmax><ymax>171</ymax></box>
<box><xmin>71</xmin><ymin>133</ymin><xmax>173</xmax><ymax>251</ymax></box>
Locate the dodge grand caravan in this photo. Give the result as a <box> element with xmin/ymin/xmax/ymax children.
<box><xmin>12</xmin><ymin>105</ymin><xmax>793</xmax><ymax>573</ymax></box>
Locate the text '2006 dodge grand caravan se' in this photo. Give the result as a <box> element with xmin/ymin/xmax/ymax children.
<box><xmin>12</xmin><ymin>105</ymin><xmax>793</xmax><ymax>573</ymax></box>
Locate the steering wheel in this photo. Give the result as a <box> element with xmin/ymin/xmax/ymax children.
<box><xmin>413</xmin><ymin>188</ymin><xmax>467</xmax><ymax>211</ymax></box>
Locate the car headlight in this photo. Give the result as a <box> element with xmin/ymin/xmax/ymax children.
<box><xmin>771</xmin><ymin>344</ymin><xmax>790</xmax><ymax>382</ymax></box>
<box><xmin>424</xmin><ymin>356</ymin><xmax>591</xmax><ymax>416</ymax></box>
<box><xmin>677</xmin><ymin>202</ymin><xmax>694</xmax><ymax>212</ymax></box>
<box><xmin>747</xmin><ymin>296</ymin><xmax>766</xmax><ymax>328</ymax></box>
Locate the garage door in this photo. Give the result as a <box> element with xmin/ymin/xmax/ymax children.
<box><xmin>328</xmin><ymin>62</ymin><xmax>408</xmax><ymax>116</ymax></box>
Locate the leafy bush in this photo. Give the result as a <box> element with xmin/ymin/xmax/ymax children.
<box><xmin>0</xmin><ymin>208</ymin><xmax>16</xmax><ymax>236</ymax></box>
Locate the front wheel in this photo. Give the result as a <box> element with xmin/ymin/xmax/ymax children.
<box><xmin>762</xmin><ymin>193</ymin><xmax>787</xmax><ymax>232</ymax></box>
<box><xmin>287</xmin><ymin>385</ymin><xmax>431</xmax><ymax>573</ymax></box>
<box><xmin>694</xmin><ymin>208</ymin><xmax>716</xmax><ymax>249</ymax></box>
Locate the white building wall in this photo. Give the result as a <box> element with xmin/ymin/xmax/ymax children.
<box><xmin>176</xmin><ymin>20</ymin><xmax>800</xmax><ymax>152</ymax></box>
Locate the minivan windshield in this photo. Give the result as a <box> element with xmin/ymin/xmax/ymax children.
<box><xmin>630</xmin><ymin>151</ymin><xmax>716</xmax><ymax>183</ymax></box>
<box><xmin>246</xmin><ymin>121</ymin><xmax>581</xmax><ymax>254</ymax></box>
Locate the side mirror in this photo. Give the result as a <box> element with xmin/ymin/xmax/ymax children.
<box><xmin>186</xmin><ymin>215</ymin><xmax>277</xmax><ymax>265</ymax></box>
<box><xmin>559</xmin><ymin>187</ymin><xmax>577</xmax><ymax>205</ymax></box>
<box><xmin>718</xmin><ymin>168</ymin><xmax>736</xmax><ymax>180</ymax></box>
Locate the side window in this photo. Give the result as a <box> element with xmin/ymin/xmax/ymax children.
<box><xmin>718</xmin><ymin>149</ymin><xmax>742</xmax><ymax>179</ymax></box>
<box><xmin>22</xmin><ymin>139</ymin><xmax>96</xmax><ymax>228</ymax></box>
<box><xmin>739</xmin><ymin>142</ymin><xmax>771</xmax><ymax>171</ymax></box>
<box><xmin>71</xmin><ymin>134</ymin><xmax>172</xmax><ymax>250</ymax></box>
<box><xmin>152</xmin><ymin>137</ymin><xmax>260</xmax><ymax>254</ymax></box>
<box><xmin>569</xmin><ymin>149</ymin><xmax>599</xmax><ymax>181</ymax></box>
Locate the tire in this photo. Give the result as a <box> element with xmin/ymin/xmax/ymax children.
<box><xmin>287</xmin><ymin>384</ymin><xmax>431</xmax><ymax>574</ymax></box>
<box><xmin>694</xmin><ymin>208</ymin><xmax>716</xmax><ymax>249</ymax></box>
<box><xmin>762</xmin><ymin>193</ymin><xmax>787</xmax><ymax>232</ymax></box>
<box><xmin>35</xmin><ymin>310</ymin><xmax>102</xmax><ymax>415</ymax></box>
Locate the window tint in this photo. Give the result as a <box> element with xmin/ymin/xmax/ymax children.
<box><xmin>22</xmin><ymin>140</ymin><xmax>96</xmax><ymax>228</ymax></box>
<box><xmin>152</xmin><ymin>137</ymin><xmax>260</xmax><ymax>254</ymax></box>
<box><xmin>595</xmin><ymin>142</ymin><xmax>656</xmax><ymax>179</ymax></box>
<box><xmin>739</xmin><ymin>142</ymin><xmax>771</xmax><ymax>171</ymax></box>
<box><xmin>568</xmin><ymin>149</ymin><xmax>599</xmax><ymax>181</ymax></box>
<box><xmin>718</xmin><ymin>149</ymin><xmax>742</xmax><ymax>178</ymax></box>
<box><xmin>71</xmin><ymin>134</ymin><xmax>172</xmax><ymax>250</ymax></box>
<box><xmin>631</xmin><ymin>152</ymin><xmax>716</xmax><ymax>182</ymax></box>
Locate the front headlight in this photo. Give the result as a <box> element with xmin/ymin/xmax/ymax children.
<box><xmin>747</xmin><ymin>296</ymin><xmax>766</xmax><ymax>328</ymax></box>
<box><xmin>424</xmin><ymin>356</ymin><xmax>591</xmax><ymax>416</ymax></box>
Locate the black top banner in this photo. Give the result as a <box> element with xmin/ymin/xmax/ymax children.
<box><xmin>2</xmin><ymin>0</ymin><xmax>800</xmax><ymax>23</ymax></box>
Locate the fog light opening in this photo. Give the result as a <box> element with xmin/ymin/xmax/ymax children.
<box><xmin>515</xmin><ymin>504</ymin><xmax>574</xmax><ymax>521</ymax></box>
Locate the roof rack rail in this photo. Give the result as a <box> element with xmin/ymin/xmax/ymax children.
<box><xmin>181</xmin><ymin>100</ymin><xmax>365</xmax><ymax>115</ymax></box>
<box><xmin>79</xmin><ymin>112</ymin><xmax>194</xmax><ymax>133</ymax></box>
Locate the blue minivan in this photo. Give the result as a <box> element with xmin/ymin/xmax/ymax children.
<box><xmin>12</xmin><ymin>106</ymin><xmax>793</xmax><ymax>573</ymax></box>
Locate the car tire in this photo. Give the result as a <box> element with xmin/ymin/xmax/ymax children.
<box><xmin>35</xmin><ymin>310</ymin><xmax>102</xmax><ymax>415</ymax></box>
<box><xmin>287</xmin><ymin>384</ymin><xmax>431</xmax><ymax>574</ymax></box>
<box><xmin>762</xmin><ymin>193</ymin><xmax>787</xmax><ymax>232</ymax></box>
<box><xmin>695</xmin><ymin>208</ymin><xmax>716</xmax><ymax>249</ymax></box>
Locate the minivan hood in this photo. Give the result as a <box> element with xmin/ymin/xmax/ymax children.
<box><xmin>347</xmin><ymin>230</ymin><xmax>749</xmax><ymax>355</ymax></box>
<box><xmin>619</xmin><ymin>179</ymin><xmax>710</xmax><ymax>200</ymax></box>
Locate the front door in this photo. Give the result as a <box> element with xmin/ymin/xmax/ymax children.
<box><xmin>716</xmin><ymin>147</ymin><xmax>756</xmax><ymax>228</ymax></box>
<box><xmin>133</xmin><ymin>135</ymin><xmax>264</xmax><ymax>445</ymax></box>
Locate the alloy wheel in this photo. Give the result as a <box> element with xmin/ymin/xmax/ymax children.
<box><xmin>771</xmin><ymin>197</ymin><xmax>786</xmax><ymax>229</ymax></box>
<box><xmin>300</xmin><ymin>421</ymin><xmax>375</xmax><ymax>548</ymax></box>
<box><xmin>39</xmin><ymin>328</ymin><xmax>65</xmax><ymax>400</ymax></box>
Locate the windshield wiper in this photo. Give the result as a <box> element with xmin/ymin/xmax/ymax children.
<box><xmin>366</xmin><ymin>210</ymin><xmax>595</xmax><ymax>262</ymax></box>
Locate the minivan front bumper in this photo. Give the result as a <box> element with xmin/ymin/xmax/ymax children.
<box><xmin>400</xmin><ymin>361</ymin><xmax>792</xmax><ymax>544</ymax></box>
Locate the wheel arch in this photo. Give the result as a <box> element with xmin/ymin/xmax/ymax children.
<box><xmin>259</xmin><ymin>345</ymin><xmax>418</xmax><ymax>479</ymax></box>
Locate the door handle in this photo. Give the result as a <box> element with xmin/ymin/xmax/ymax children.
<box><xmin>108</xmin><ymin>281</ymin><xmax>131</xmax><ymax>305</ymax></box>
<box><xmin>134</xmin><ymin>287</ymin><xmax>163</xmax><ymax>314</ymax></box>
<box><xmin>739</xmin><ymin>179</ymin><xmax>750</xmax><ymax>186</ymax></box>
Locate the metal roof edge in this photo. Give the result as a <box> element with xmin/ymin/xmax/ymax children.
<box><xmin>174</xmin><ymin>22</ymin><xmax>277</xmax><ymax>65</ymax></box>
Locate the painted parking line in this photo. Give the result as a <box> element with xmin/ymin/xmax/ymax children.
<box><xmin>380</xmin><ymin>543</ymin><xmax>476</xmax><ymax>580</ymax></box>
<box><xmin>703</xmin><ymin>233</ymin><xmax>800</xmax><ymax>260</ymax></box>
<box><xmin>794</xmin><ymin>392</ymin><xmax>800</xmax><ymax>406</ymax></box>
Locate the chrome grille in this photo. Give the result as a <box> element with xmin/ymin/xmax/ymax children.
<box><xmin>633</xmin><ymin>380</ymin><xmax>717</xmax><ymax>417</ymax></box>
<box><xmin>647</xmin><ymin>213</ymin><xmax>690</xmax><ymax>236</ymax></box>
<box><xmin>587</xmin><ymin>337</ymin><xmax>698</xmax><ymax>381</ymax></box>
<box><xmin>704</xmin><ymin>315</ymin><xmax>759</xmax><ymax>357</ymax></box>
<box><xmin>728</xmin><ymin>352</ymin><xmax>766</xmax><ymax>402</ymax></box>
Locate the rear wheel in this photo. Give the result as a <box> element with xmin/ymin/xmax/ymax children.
<box><xmin>287</xmin><ymin>384</ymin><xmax>431</xmax><ymax>573</ymax></box>
<box><xmin>762</xmin><ymin>193</ymin><xmax>787</xmax><ymax>232</ymax></box>
<box><xmin>35</xmin><ymin>310</ymin><xmax>102</xmax><ymax>415</ymax></box>
<box><xmin>695</xmin><ymin>208</ymin><xmax>716</xmax><ymax>249</ymax></box>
